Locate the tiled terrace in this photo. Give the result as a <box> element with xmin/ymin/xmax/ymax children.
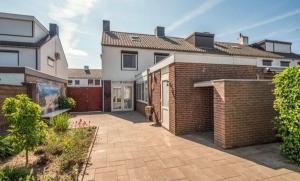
<box><xmin>71</xmin><ymin>112</ymin><xmax>300</xmax><ymax>181</ymax></box>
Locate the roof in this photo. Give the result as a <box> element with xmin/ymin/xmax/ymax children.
<box><xmin>102</xmin><ymin>31</ymin><xmax>300</xmax><ymax>59</ymax></box>
<box><xmin>255</xmin><ymin>39</ymin><xmax>292</xmax><ymax>45</ymax></box>
<box><xmin>68</xmin><ymin>69</ymin><xmax>102</xmax><ymax>79</ymax></box>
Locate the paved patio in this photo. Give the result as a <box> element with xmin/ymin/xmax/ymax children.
<box><xmin>72</xmin><ymin>112</ymin><xmax>300</xmax><ymax>181</ymax></box>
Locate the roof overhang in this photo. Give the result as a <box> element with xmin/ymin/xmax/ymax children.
<box><xmin>193</xmin><ymin>81</ymin><xmax>213</xmax><ymax>88</ymax></box>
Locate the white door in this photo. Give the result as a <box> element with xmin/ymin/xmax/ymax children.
<box><xmin>112</xmin><ymin>82</ymin><xmax>134</xmax><ymax>111</ymax></box>
<box><xmin>161</xmin><ymin>80</ymin><xmax>169</xmax><ymax>130</ymax></box>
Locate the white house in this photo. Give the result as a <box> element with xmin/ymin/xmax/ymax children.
<box><xmin>0</xmin><ymin>12</ymin><xmax>68</xmax><ymax>85</ymax></box>
<box><xmin>101</xmin><ymin>20</ymin><xmax>300</xmax><ymax>114</ymax></box>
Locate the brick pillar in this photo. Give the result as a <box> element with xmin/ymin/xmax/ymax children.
<box><xmin>103</xmin><ymin>80</ymin><xmax>111</xmax><ymax>112</ymax></box>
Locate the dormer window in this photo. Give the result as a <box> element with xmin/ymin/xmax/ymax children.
<box><xmin>280</xmin><ymin>61</ymin><xmax>290</xmax><ymax>67</ymax></box>
<box><xmin>130</xmin><ymin>36</ymin><xmax>140</xmax><ymax>42</ymax></box>
<box><xmin>262</xmin><ymin>59</ymin><xmax>272</xmax><ymax>66</ymax></box>
<box><xmin>121</xmin><ymin>51</ymin><xmax>138</xmax><ymax>70</ymax></box>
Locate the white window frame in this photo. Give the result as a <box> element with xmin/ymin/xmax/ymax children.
<box><xmin>75</xmin><ymin>80</ymin><xmax>80</xmax><ymax>85</ymax></box>
<box><xmin>68</xmin><ymin>80</ymin><xmax>73</xmax><ymax>85</ymax></box>
<box><xmin>121</xmin><ymin>52</ymin><xmax>138</xmax><ymax>70</ymax></box>
<box><xmin>136</xmin><ymin>81</ymin><xmax>148</xmax><ymax>104</ymax></box>
<box><xmin>280</xmin><ymin>61</ymin><xmax>290</xmax><ymax>67</ymax></box>
<box><xmin>262</xmin><ymin>59</ymin><xmax>272</xmax><ymax>67</ymax></box>
<box><xmin>88</xmin><ymin>79</ymin><xmax>94</xmax><ymax>86</ymax></box>
<box><xmin>47</xmin><ymin>57</ymin><xmax>55</xmax><ymax>67</ymax></box>
<box><xmin>154</xmin><ymin>55</ymin><xmax>168</xmax><ymax>64</ymax></box>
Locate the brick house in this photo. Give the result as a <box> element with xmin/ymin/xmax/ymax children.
<box><xmin>101</xmin><ymin>20</ymin><xmax>300</xmax><ymax>148</ymax></box>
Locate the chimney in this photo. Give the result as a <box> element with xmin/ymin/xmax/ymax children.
<box><xmin>49</xmin><ymin>23</ymin><xmax>59</xmax><ymax>37</ymax></box>
<box><xmin>239</xmin><ymin>33</ymin><xmax>249</xmax><ymax>45</ymax></box>
<box><xmin>103</xmin><ymin>20</ymin><xmax>110</xmax><ymax>32</ymax></box>
<box><xmin>186</xmin><ymin>32</ymin><xmax>214</xmax><ymax>49</ymax></box>
<box><xmin>155</xmin><ymin>26</ymin><xmax>165</xmax><ymax>37</ymax></box>
<box><xmin>84</xmin><ymin>65</ymin><xmax>89</xmax><ymax>70</ymax></box>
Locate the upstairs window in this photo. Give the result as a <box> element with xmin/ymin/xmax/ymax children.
<box><xmin>68</xmin><ymin>80</ymin><xmax>73</xmax><ymax>85</ymax></box>
<box><xmin>154</xmin><ymin>53</ymin><xmax>169</xmax><ymax>64</ymax></box>
<box><xmin>75</xmin><ymin>80</ymin><xmax>80</xmax><ymax>85</ymax></box>
<box><xmin>262</xmin><ymin>59</ymin><xmax>272</xmax><ymax>66</ymax></box>
<box><xmin>280</xmin><ymin>61</ymin><xmax>290</xmax><ymax>67</ymax></box>
<box><xmin>88</xmin><ymin>79</ymin><xmax>94</xmax><ymax>85</ymax></box>
<box><xmin>121</xmin><ymin>51</ymin><xmax>138</xmax><ymax>70</ymax></box>
<box><xmin>95</xmin><ymin>79</ymin><xmax>101</xmax><ymax>86</ymax></box>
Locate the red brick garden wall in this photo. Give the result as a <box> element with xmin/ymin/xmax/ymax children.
<box><xmin>213</xmin><ymin>80</ymin><xmax>276</xmax><ymax>148</ymax></box>
<box><xmin>172</xmin><ymin>62</ymin><xmax>271</xmax><ymax>135</ymax></box>
<box><xmin>149</xmin><ymin>70</ymin><xmax>161</xmax><ymax>124</ymax></box>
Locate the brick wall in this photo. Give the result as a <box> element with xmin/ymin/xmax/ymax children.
<box><xmin>136</xmin><ymin>101</ymin><xmax>147</xmax><ymax>115</ymax></box>
<box><xmin>149</xmin><ymin>70</ymin><xmax>161</xmax><ymax>124</ymax></box>
<box><xmin>103</xmin><ymin>80</ymin><xmax>111</xmax><ymax>112</ymax></box>
<box><xmin>213</xmin><ymin>80</ymin><xmax>276</xmax><ymax>148</ymax></box>
<box><xmin>0</xmin><ymin>85</ymin><xmax>27</xmax><ymax>132</ymax></box>
<box><xmin>173</xmin><ymin>62</ymin><xmax>271</xmax><ymax>135</ymax></box>
<box><xmin>169</xmin><ymin>64</ymin><xmax>176</xmax><ymax>134</ymax></box>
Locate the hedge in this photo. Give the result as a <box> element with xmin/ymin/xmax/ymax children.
<box><xmin>273</xmin><ymin>65</ymin><xmax>300</xmax><ymax>163</ymax></box>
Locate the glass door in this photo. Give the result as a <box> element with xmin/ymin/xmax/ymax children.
<box><xmin>112</xmin><ymin>87</ymin><xmax>122</xmax><ymax>111</ymax></box>
<box><xmin>111</xmin><ymin>82</ymin><xmax>134</xmax><ymax>111</ymax></box>
<box><xmin>123</xmin><ymin>85</ymin><xmax>133</xmax><ymax>111</ymax></box>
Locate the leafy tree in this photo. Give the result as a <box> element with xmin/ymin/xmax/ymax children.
<box><xmin>2</xmin><ymin>94</ymin><xmax>47</xmax><ymax>166</ymax></box>
<box><xmin>273</xmin><ymin>65</ymin><xmax>300</xmax><ymax>163</ymax></box>
<box><xmin>58</xmin><ymin>96</ymin><xmax>76</xmax><ymax>109</ymax></box>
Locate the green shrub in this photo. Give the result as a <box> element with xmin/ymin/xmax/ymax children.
<box><xmin>273</xmin><ymin>65</ymin><xmax>300</xmax><ymax>163</ymax></box>
<box><xmin>44</xmin><ymin>130</ymin><xmax>64</xmax><ymax>155</ymax></box>
<box><xmin>51</xmin><ymin>113</ymin><xmax>70</xmax><ymax>132</ymax></box>
<box><xmin>0</xmin><ymin>136</ymin><xmax>17</xmax><ymax>160</ymax></box>
<box><xmin>2</xmin><ymin>94</ymin><xmax>47</xmax><ymax>166</ymax></box>
<box><xmin>58</xmin><ymin>96</ymin><xmax>76</xmax><ymax>109</ymax></box>
<box><xmin>0</xmin><ymin>166</ymin><xmax>33</xmax><ymax>181</ymax></box>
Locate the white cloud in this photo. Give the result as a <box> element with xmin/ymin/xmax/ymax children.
<box><xmin>166</xmin><ymin>0</ymin><xmax>225</xmax><ymax>33</ymax></box>
<box><xmin>49</xmin><ymin>0</ymin><xmax>97</xmax><ymax>59</ymax></box>
<box><xmin>218</xmin><ymin>8</ymin><xmax>300</xmax><ymax>38</ymax></box>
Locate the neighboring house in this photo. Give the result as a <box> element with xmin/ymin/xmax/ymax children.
<box><xmin>67</xmin><ymin>66</ymin><xmax>103</xmax><ymax>112</ymax></box>
<box><xmin>101</xmin><ymin>20</ymin><xmax>300</xmax><ymax>148</ymax></box>
<box><xmin>0</xmin><ymin>12</ymin><xmax>68</xmax><ymax>130</ymax></box>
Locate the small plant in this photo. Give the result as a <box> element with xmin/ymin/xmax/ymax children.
<box><xmin>44</xmin><ymin>130</ymin><xmax>64</xmax><ymax>155</ymax></box>
<box><xmin>58</xmin><ymin>96</ymin><xmax>76</xmax><ymax>109</ymax></box>
<box><xmin>0</xmin><ymin>136</ymin><xmax>17</xmax><ymax>160</ymax></box>
<box><xmin>2</xmin><ymin>94</ymin><xmax>47</xmax><ymax>166</ymax></box>
<box><xmin>51</xmin><ymin>113</ymin><xmax>70</xmax><ymax>132</ymax></box>
<box><xmin>273</xmin><ymin>65</ymin><xmax>300</xmax><ymax>163</ymax></box>
<box><xmin>0</xmin><ymin>166</ymin><xmax>33</xmax><ymax>181</ymax></box>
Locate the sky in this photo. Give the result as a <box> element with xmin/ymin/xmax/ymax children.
<box><xmin>1</xmin><ymin>0</ymin><xmax>300</xmax><ymax>69</ymax></box>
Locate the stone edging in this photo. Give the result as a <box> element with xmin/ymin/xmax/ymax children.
<box><xmin>78</xmin><ymin>126</ymin><xmax>99</xmax><ymax>181</ymax></box>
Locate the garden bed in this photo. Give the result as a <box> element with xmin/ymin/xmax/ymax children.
<box><xmin>0</xmin><ymin>125</ymin><xmax>96</xmax><ymax>180</ymax></box>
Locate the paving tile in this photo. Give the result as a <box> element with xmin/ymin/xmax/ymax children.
<box><xmin>73</xmin><ymin>112</ymin><xmax>300</xmax><ymax>181</ymax></box>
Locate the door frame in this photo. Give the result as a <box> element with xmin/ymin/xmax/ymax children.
<box><xmin>111</xmin><ymin>81</ymin><xmax>134</xmax><ymax>112</ymax></box>
<box><xmin>161</xmin><ymin>72</ymin><xmax>169</xmax><ymax>130</ymax></box>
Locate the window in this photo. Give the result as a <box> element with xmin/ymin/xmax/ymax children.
<box><xmin>122</xmin><ymin>51</ymin><xmax>138</xmax><ymax>70</ymax></box>
<box><xmin>95</xmin><ymin>79</ymin><xmax>101</xmax><ymax>85</ymax></box>
<box><xmin>262</xmin><ymin>59</ymin><xmax>272</xmax><ymax>66</ymax></box>
<box><xmin>154</xmin><ymin>53</ymin><xmax>169</xmax><ymax>64</ymax></box>
<box><xmin>136</xmin><ymin>81</ymin><xmax>148</xmax><ymax>103</ymax></box>
<box><xmin>75</xmin><ymin>80</ymin><xmax>80</xmax><ymax>85</ymax></box>
<box><xmin>88</xmin><ymin>79</ymin><xmax>94</xmax><ymax>85</ymax></box>
<box><xmin>47</xmin><ymin>56</ymin><xmax>55</xmax><ymax>67</ymax></box>
<box><xmin>280</xmin><ymin>61</ymin><xmax>290</xmax><ymax>67</ymax></box>
<box><xmin>68</xmin><ymin>80</ymin><xmax>73</xmax><ymax>85</ymax></box>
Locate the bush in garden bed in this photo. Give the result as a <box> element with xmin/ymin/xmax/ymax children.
<box><xmin>51</xmin><ymin>113</ymin><xmax>70</xmax><ymax>132</ymax></box>
<box><xmin>58</xmin><ymin>96</ymin><xmax>76</xmax><ymax>109</ymax></box>
<box><xmin>0</xmin><ymin>136</ymin><xmax>18</xmax><ymax>160</ymax></box>
<box><xmin>273</xmin><ymin>65</ymin><xmax>300</xmax><ymax>163</ymax></box>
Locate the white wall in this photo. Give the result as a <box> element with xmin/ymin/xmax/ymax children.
<box><xmin>102</xmin><ymin>46</ymin><xmax>173</xmax><ymax>81</ymax></box>
<box><xmin>274</xmin><ymin>43</ymin><xmax>291</xmax><ymax>53</ymax></box>
<box><xmin>68</xmin><ymin>78</ymin><xmax>102</xmax><ymax>87</ymax></box>
<box><xmin>39</xmin><ymin>35</ymin><xmax>68</xmax><ymax>79</ymax></box>
<box><xmin>0</xmin><ymin>46</ymin><xmax>36</xmax><ymax>68</ymax></box>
